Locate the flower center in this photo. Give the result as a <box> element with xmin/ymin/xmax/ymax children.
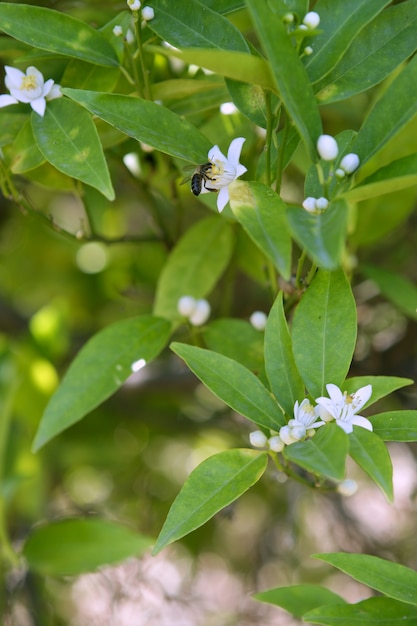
<box><xmin>21</xmin><ymin>74</ymin><xmax>39</xmax><ymax>92</ymax></box>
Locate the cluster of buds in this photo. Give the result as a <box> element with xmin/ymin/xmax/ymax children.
<box><xmin>126</xmin><ymin>0</ymin><xmax>154</xmax><ymax>21</ymax></box>
<box><xmin>177</xmin><ymin>295</ymin><xmax>211</xmax><ymax>326</ymax></box>
<box><xmin>284</xmin><ymin>10</ymin><xmax>320</xmax><ymax>56</ymax></box>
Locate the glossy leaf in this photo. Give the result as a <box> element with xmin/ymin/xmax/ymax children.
<box><xmin>153</xmin><ymin>449</ymin><xmax>268</xmax><ymax>554</ymax></box>
<box><xmin>292</xmin><ymin>269</ymin><xmax>357</xmax><ymax>397</ymax></box>
<box><xmin>362</xmin><ymin>265</ymin><xmax>417</xmax><ymax>321</ymax></box>
<box><xmin>372</xmin><ymin>411</ymin><xmax>417</xmax><ymax>442</ymax></box>
<box><xmin>32</xmin><ymin>316</ymin><xmax>171</xmax><ymax>451</ymax></box>
<box><xmin>31</xmin><ymin>98</ymin><xmax>114</xmax><ymax>200</ymax></box>
<box><xmin>345</xmin><ymin>154</ymin><xmax>417</xmax><ymax>203</ymax></box>
<box><xmin>153</xmin><ymin>217</ymin><xmax>234</xmax><ymax>320</ymax></box>
<box><xmin>62</xmin><ymin>88</ymin><xmax>212</xmax><ymax>164</ymax></box>
<box><xmin>229</xmin><ymin>181</ymin><xmax>292</xmax><ymax>280</ymax></box>
<box><xmin>23</xmin><ymin>519</ymin><xmax>153</xmax><ymax>576</ymax></box>
<box><xmin>305</xmin><ymin>597</ymin><xmax>417</xmax><ymax>626</ymax></box>
<box><xmin>314</xmin><ymin>553</ymin><xmax>417</xmax><ymax>606</ymax></box>
<box><xmin>349</xmin><ymin>428</ymin><xmax>393</xmax><ymax>500</ymax></box>
<box><xmin>316</xmin><ymin>0</ymin><xmax>417</xmax><ymax>104</ymax></box>
<box><xmin>254</xmin><ymin>584</ymin><xmax>345</xmax><ymax>618</ymax></box>
<box><xmin>287</xmin><ymin>199</ymin><xmax>349</xmax><ymax>270</ymax></box>
<box><xmin>0</xmin><ymin>3</ymin><xmax>118</xmax><ymax>66</ymax></box>
<box><xmin>264</xmin><ymin>292</ymin><xmax>304</xmax><ymax>416</ymax></box>
<box><xmin>305</xmin><ymin>0</ymin><xmax>390</xmax><ymax>84</ymax></box>
<box><xmin>147</xmin><ymin>0</ymin><xmax>249</xmax><ymax>51</ymax></box>
<box><xmin>351</xmin><ymin>54</ymin><xmax>417</xmax><ymax>166</ymax></box>
<box><xmin>245</xmin><ymin>0</ymin><xmax>322</xmax><ymax>161</ymax></box>
<box><xmin>201</xmin><ymin>0</ymin><xmax>245</xmax><ymax>12</ymax></box>
<box><xmin>343</xmin><ymin>376</ymin><xmax>413</xmax><ymax>409</ymax></box>
<box><xmin>283</xmin><ymin>424</ymin><xmax>349</xmax><ymax>481</ymax></box>
<box><xmin>171</xmin><ymin>343</ymin><xmax>285</xmax><ymax>430</ymax></box>
<box><xmin>203</xmin><ymin>319</ymin><xmax>265</xmax><ymax>374</ymax></box>
<box><xmin>10</xmin><ymin>120</ymin><xmax>45</xmax><ymax>174</ymax></box>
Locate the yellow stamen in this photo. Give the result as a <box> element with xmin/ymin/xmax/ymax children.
<box><xmin>21</xmin><ymin>74</ymin><xmax>39</xmax><ymax>91</ymax></box>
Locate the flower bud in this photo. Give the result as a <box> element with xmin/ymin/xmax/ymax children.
<box><xmin>283</xmin><ymin>12</ymin><xmax>294</xmax><ymax>24</ymax></box>
<box><xmin>189</xmin><ymin>299</ymin><xmax>211</xmax><ymax>326</ymax></box>
<box><xmin>315</xmin><ymin>197</ymin><xmax>329</xmax><ymax>212</ymax></box>
<box><xmin>250</xmin><ymin>430</ymin><xmax>268</xmax><ymax>448</ymax></box>
<box><xmin>303</xmin><ymin>46</ymin><xmax>313</xmax><ymax>56</ymax></box>
<box><xmin>127</xmin><ymin>0</ymin><xmax>141</xmax><ymax>10</ymax></box>
<box><xmin>337</xmin><ymin>479</ymin><xmax>358</xmax><ymax>497</ymax></box>
<box><xmin>340</xmin><ymin>153</ymin><xmax>360</xmax><ymax>174</ymax></box>
<box><xmin>279</xmin><ymin>425</ymin><xmax>297</xmax><ymax>445</ymax></box>
<box><xmin>113</xmin><ymin>25</ymin><xmax>123</xmax><ymax>36</ymax></box>
<box><xmin>303</xmin><ymin>11</ymin><xmax>320</xmax><ymax>29</ymax></box>
<box><xmin>142</xmin><ymin>6</ymin><xmax>155</xmax><ymax>20</ymax></box>
<box><xmin>291</xmin><ymin>424</ymin><xmax>306</xmax><ymax>440</ymax></box>
<box><xmin>250</xmin><ymin>311</ymin><xmax>267</xmax><ymax>331</ymax></box>
<box><xmin>268</xmin><ymin>435</ymin><xmax>284</xmax><ymax>452</ymax></box>
<box><xmin>317</xmin><ymin>134</ymin><xmax>339</xmax><ymax>161</ymax></box>
<box><xmin>335</xmin><ymin>168</ymin><xmax>346</xmax><ymax>179</ymax></box>
<box><xmin>177</xmin><ymin>295</ymin><xmax>196</xmax><ymax>317</ymax></box>
<box><xmin>302</xmin><ymin>197</ymin><xmax>317</xmax><ymax>213</ymax></box>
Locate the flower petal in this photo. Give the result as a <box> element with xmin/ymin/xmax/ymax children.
<box><xmin>46</xmin><ymin>83</ymin><xmax>62</xmax><ymax>101</ymax></box>
<box><xmin>351</xmin><ymin>415</ymin><xmax>373</xmax><ymax>431</ymax></box>
<box><xmin>30</xmin><ymin>97</ymin><xmax>47</xmax><ymax>116</ymax></box>
<box><xmin>208</xmin><ymin>144</ymin><xmax>226</xmax><ymax>163</ymax></box>
<box><xmin>335</xmin><ymin>419</ymin><xmax>353</xmax><ymax>434</ymax></box>
<box><xmin>350</xmin><ymin>384</ymin><xmax>372</xmax><ymax>413</ymax></box>
<box><xmin>4</xmin><ymin>66</ymin><xmax>25</xmax><ymax>90</ymax></box>
<box><xmin>325</xmin><ymin>383</ymin><xmax>344</xmax><ymax>405</ymax></box>
<box><xmin>0</xmin><ymin>94</ymin><xmax>18</xmax><ymax>108</ymax></box>
<box><xmin>216</xmin><ymin>186</ymin><xmax>229</xmax><ymax>212</ymax></box>
<box><xmin>27</xmin><ymin>66</ymin><xmax>44</xmax><ymax>87</ymax></box>
<box><xmin>227</xmin><ymin>136</ymin><xmax>245</xmax><ymax>165</ymax></box>
<box><xmin>42</xmin><ymin>78</ymin><xmax>55</xmax><ymax>98</ymax></box>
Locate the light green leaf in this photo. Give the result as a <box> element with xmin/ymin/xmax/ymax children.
<box><xmin>305</xmin><ymin>597</ymin><xmax>417</xmax><ymax>626</ymax></box>
<box><xmin>203</xmin><ymin>319</ymin><xmax>265</xmax><ymax>374</ymax></box>
<box><xmin>314</xmin><ymin>553</ymin><xmax>417</xmax><ymax>606</ymax></box>
<box><xmin>31</xmin><ymin>98</ymin><xmax>114</xmax><ymax>201</ymax></box>
<box><xmin>292</xmin><ymin>270</ymin><xmax>357</xmax><ymax>397</ymax></box>
<box><xmin>147</xmin><ymin>0</ymin><xmax>249</xmax><ymax>51</ymax></box>
<box><xmin>264</xmin><ymin>292</ymin><xmax>304</xmax><ymax>416</ymax></box>
<box><xmin>153</xmin><ymin>449</ymin><xmax>268</xmax><ymax>554</ymax></box>
<box><xmin>363</xmin><ymin>265</ymin><xmax>417</xmax><ymax>321</ymax></box>
<box><xmin>153</xmin><ymin>217</ymin><xmax>234</xmax><ymax>320</ymax></box>
<box><xmin>305</xmin><ymin>0</ymin><xmax>390</xmax><ymax>84</ymax></box>
<box><xmin>287</xmin><ymin>199</ymin><xmax>349</xmax><ymax>270</ymax></box>
<box><xmin>63</xmin><ymin>88</ymin><xmax>211</xmax><ymax>163</ymax></box>
<box><xmin>316</xmin><ymin>0</ymin><xmax>417</xmax><ymax>104</ymax></box>
<box><xmin>171</xmin><ymin>343</ymin><xmax>285</xmax><ymax>430</ymax></box>
<box><xmin>254</xmin><ymin>584</ymin><xmax>345</xmax><ymax>618</ymax></box>
<box><xmin>32</xmin><ymin>315</ymin><xmax>171</xmax><ymax>451</ymax></box>
<box><xmin>0</xmin><ymin>3</ymin><xmax>118</xmax><ymax>66</ymax></box>
<box><xmin>344</xmin><ymin>154</ymin><xmax>417</xmax><ymax>203</ymax></box>
<box><xmin>245</xmin><ymin>0</ymin><xmax>322</xmax><ymax>160</ymax></box>
<box><xmin>283</xmin><ymin>424</ymin><xmax>349</xmax><ymax>481</ymax></box>
<box><xmin>349</xmin><ymin>428</ymin><xmax>393</xmax><ymax>501</ymax></box>
<box><xmin>229</xmin><ymin>181</ymin><xmax>292</xmax><ymax>280</ymax></box>
<box><xmin>10</xmin><ymin>120</ymin><xmax>45</xmax><ymax>174</ymax></box>
<box><xmin>342</xmin><ymin>376</ymin><xmax>413</xmax><ymax>409</ymax></box>
<box><xmin>372</xmin><ymin>411</ymin><xmax>417</xmax><ymax>442</ymax></box>
<box><xmin>23</xmin><ymin>518</ymin><xmax>153</xmax><ymax>576</ymax></box>
<box><xmin>351</xmin><ymin>54</ymin><xmax>417</xmax><ymax>166</ymax></box>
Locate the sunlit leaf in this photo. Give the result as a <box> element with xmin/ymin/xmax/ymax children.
<box><xmin>372</xmin><ymin>411</ymin><xmax>417</xmax><ymax>442</ymax></box>
<box><xmin>343</xmin><ymin>376</ymin><xmax>413</xmax><ymax>408</ymax></box>
<box><xmin>345</xmin><ymin>154</ymin><xmax>417</xmax><ymax>203</ymax></box>
<box><xmin>349</xmin><ymin>428</ymin><xmax>393</xmax><ymax>501</ymax></box>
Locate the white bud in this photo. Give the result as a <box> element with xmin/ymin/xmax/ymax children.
<box><xmin>177</xmin><ymin>295</ymin><xmax>196</xmax><ymax>317</ymax></box>
<box><xmin>317</xmin><ymin>134</ymin><xmax>339</xmax><ymax>161</ymax></box>
<box><xmin>298</xmin><ymin>24</ymin><xmax>308</xmax><ymax>31</ymax></box>
<box><xmin>340</xmin><ymin>153</ymin><xmax>360</xmax><ymax>174</ymax></box>
<box><xmin>279</xmin><ymin>425</ymin><xmax>298</xmax><ymax>446</ymax></box>
<box><xmin>249</xmin><ymin>311</ymin><xmax>267</xmax><ymax>331</ymax></box>
<box><xmin>113</xmin><ymin>25</ymin><xmax>123</xmax><ymax>36</ymax></box>
<box><xmin>303</xmin><ymin>11</ymin><xmax>320</xmax><ymax>29</ymax></box>
<box><xmin>337</xmin><ymin>479</ymin><xmax>358</xmax><ymax>497</ymax></box>
<box><xmin>315</xmin><ymin>197</ymin><xmax>329</xmax><ymax>211</ymax></box>
<box><xmin>302</xmin><ymin>197</ymin><xmax>317</xmax><ymax>213</ymax></box>
<box><xmin>127</xmin><ymin>0</ymin><xmax>141</xmax><ymax>10</ymax></box>
<box><xmin>142</xmin><ymin>6</ymin><xmax>155</xmax><ymax>20</ymax></box>
<box><xmin>291</xmin><ymin>424</ymin><xmax>306</xmax><ymax>440</ymax></box>
<box><xmin>268</xmin><ymin>435</ymin><xmax>284</xmax><ymax>452</ymax></box>
<box><xmin>189</xmin><ymin>299</ymin><xmax>211</xmax><ymax>326</ymax></box>
<box><xmin>304</xmin><ymin>46</ymin><xmax>313</xmax><ymax>56</ymax></box>
<box><xmin>125</xmin><ymin>29</ymin><xmax>135</xmax><ymax>44</ymax></box>
<box><xmin>283</xmin><ymin>12</ymin><xmax>294</xmax><ymax>24</ymax></box>
<box><xmin>250</xmin><ymin>430</ymin><xmax>268</xmax><ymax>448</ymax></box>
<box><xmin>335</xmin><ymin>168</ymin><xmax>346</xmax><ymax>179</ymax></box>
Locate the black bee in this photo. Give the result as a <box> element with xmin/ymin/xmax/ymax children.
<box><xmin>186</xmin><ymin>162</ymin><xmax>218</xmax><ymax>196</ymax></box>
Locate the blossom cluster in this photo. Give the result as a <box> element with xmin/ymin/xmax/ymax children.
<box><xmin>177</xmin><ymin>296</ymin><xmax>211</xmax><ymax>326</ymax></box>
<box><xmin>250</xmin><ymin>382</ymin><xmax>373</xmax><ymax>452</ymax></box>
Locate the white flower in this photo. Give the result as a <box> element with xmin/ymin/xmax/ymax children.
<box><xmin>317</xmin><ymin>134</ymin><xmax>339</xmax><ymax>161</ymax></box>
<box><xmin>249</xmin><ymin>311</ymin><xmax>267</xmax><ymax>331</ymax></box>
<box><xmin>127</xmin><ymin>0</ymin><xmax>141</xmax><ymax>10</ymax></box>
<box><xmin>200</xmin><ymin>137</ymin><xmax>247</xmax><ymax>212</ymax></box>
<box><xmin>268</xmin><ymin>435</ymin><xmax>284</xmax><ymax>452</ymax></box>
<box><xmin>315</xmin><ymin>197</ymin><xmax>329</xmax><ymax>211</ymax></box>
<box><xmin>303</xmin><ymin>11</ymin><xmax>320</xmax><ymax>29</ymax></box>
<box><xmin>142</xmin><ymin>6</ymin><xmax>154</xmax><ymax>20</ymax></box>
<box><xmin>279</xmin><ymin>399</ymin><xmax>325</xmax><ymax>445</ymax></box>
<box><xmin>178</xmin><ymin>295</ymin><xmax>197</xmax><ymax>317</ymax></box>
<box><xmin>340</xmin><ymin>153</ymin><xmax>360</xmax><ymax>174</ymax></box>
<box><xmin>189</xmin><ymin>299</ymin><xmax>211</xmax><ymax>326</ymax></box>
<box><xmin>0</xmin><ymin>66</ymin><xmax>61</xmax><ymax>117</ymax></box>
<box><xmin>250</xmin><ymin>430</ymin><xmax>268</xmax><ymax>448</ymax></box>
<box><xmin>302</xmin><ymin>197</ymin><xmax>317</xmax><ymax>212</ymax></box>
<box><xmin>315</xmin><ymin>383</ymin><xmax>373</xmax><ymax>434</ymax></box>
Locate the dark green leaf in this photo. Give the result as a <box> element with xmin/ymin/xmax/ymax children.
<box><xmin>203</xmin><ymin>319</ymin><xmax>265</xmax><ymax>374</ymax></box>
<box><xmin>254</xmin><ymin>584</ymin><xmax>345</xmax><ymax>618</ymax></box>
<box><xmin>372</xmin><ymin>411</ymin><xmax>417</xmax><ymax>442</ymax></box>
<box><xmin>32</xmin><ymin>316</ymin><xmax>171</xmax><ymax>451</ymax></box>
<box><xmin>153</xmin><ymin>449</ymin><xmax>268</xmax><ymax>554</ymax></box>
<box><xmin>171</xmin><ymin>343</ymin><xmax>285</xmax><ymax>430</ymax></box>
<box><xmin>305</xmin><ymin>597</ymin><xmax>417</xmax><ymax>626</ymax></box>
<box><xmin>362</xmin><ymin>265</ymin><xmax>417</xmax><ymax>321</ymax></box>
<box><xmin>349</xmin><ymin>427</ymin><xmax>393</xmax><ymax>501</ymax></box>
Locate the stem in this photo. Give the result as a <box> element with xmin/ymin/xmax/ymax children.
<box><xmin>264</xmin><ymin>91</ymin><xmax>273</xmax><ymax>187</ymax></box>
<box><xmin>133</xmin><ymin>14</ymin><xmax>152</xmax><ymax>100</ymax></box>
<box><xmin>275</xmin><ymin>112</ymin><xmax>289</xmax><ymax>194</ymax></box>
<box><xmin>295</xmin><ymin>249</ymin><xmax>307</xmax><ymax>289</ymax></box>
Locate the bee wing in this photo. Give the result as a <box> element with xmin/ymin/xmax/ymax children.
<box><xmin>180</xmin><ymin>164</ymin><xmax>196</xmax><ymax>185</ymax></box>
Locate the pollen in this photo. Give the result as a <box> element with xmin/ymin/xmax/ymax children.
<box><xmin>21</xmin><ymin>74</ymin><xmax>39</xmax><ymax>91</ymax></box>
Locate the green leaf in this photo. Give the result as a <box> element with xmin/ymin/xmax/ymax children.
<box><xmin>283</xmin><ymin>424</ymin><xmax>349</xmax><ymax>481</ymax></box>
<box><xmin>153</xmin><ymin>217</ymin><xmax>234</xmax><ymax>320</ymax></box>
<box><xmin>153</xmin><ymin>449</ymin><xmax>268</xmax><ymax>554</ymax></box>
<box><xmin>372</xmin><ymin>411</ymin><xmax>417</xmax><ymax>442</ymax></box>
<box><xmin>229</xmin><ymin>181</ymin><xmax>292</xmax><ymax>280</ymax></box>
<box><xmin>0</xmin><ymin>3</ymin><xmax>118</xmax><ymax>66</ymax></box>
<box><xmin>203</xmin><ymin>319</ymin><xmax>265</xmax><ymax>374</ymax></box>
<box><xmin>351</xmin><ymin>54</ymin><xmax>417</xmax><ymax>166</ymax></box>
<box><xmin>62</xmin><ymin>88</ymin><xmax>211</xmax><ymax>163</ymax></box>
<box><xmin>23</xmin><ymin>518</ymin><xmax>153</xmax><ymax>576</ymax></box>
<box><xmin>292</xmin><ymin>269</ymin><xmax>357</xmax><ymax>397</ymax></box>
<box><xmin>61</xmin><ymin>59</ymin><xmax>121</xmax><ymax>93</ymax></box>
<box><xmin>201</xmin><ymin>0</ymin><xmax>245</xmax><ymax>12</ymax></box>
<box><xmin>32</xmin><ymin>315</ymin><xmax>171</xmax><ymax>451</ymax></box>
<box><xmin>225</xmin><ymin>79</ymin><xmax>270</xmax><ymax>128</ymax></box>
<box><xmin>315</xmin><ymin>0</ymin><xmax>417</xmax><ymax>104</ymax></box>
<box><xmin>349</xmin><ymin>428</ymin><xmax>393</xmax><ymax>501</ymax></box>
<box><xmin>344</xmin><ymin>154</ymin><xmax>417</xmax><ymax>203</ymax></box>
<box><xmin>254</xmin><ymin>584</ymin><xmax>345</xmax><ymax>618</ymax></box>
<box><xmin>245</xmin><ymin>0</ymin><xmax>322</xmax><ymax>160</ymax></box>
<box><xmin>342</xmin><ymin>376</ymin><xmax>413</xmax><ymax>409</ymax></box>
<box><xmin>31</xmin><ymin>98</ymin><xmax>114</xmax><ymax>201</ymax></box>
<box><xmin>362</xmin><ymin>265</ymin><xmax>417</xmax><ymax>321</ymax></box>
<box><xmin>147</xmin><ymin>0</ymin><xmax>249</xmax><ymax>51</ymax></box>
<box><xmin>171</xmin><ymin>343</ymin><xmax>285</xmax><ymax>430</ymax></box>
<box><xmin>305</xmin><ymin>0</ymin><xmax>390</xmax><ymax>84</ymax></box>
<box><xmin>264</xmin><ymin>292</ymin><xmax>304</xmax><ymax>416</ymax></box>
<box><xmin>287</xmin><ymin>199</ymin><xmax>349</xmax><ymax>270</ymax></box>
<box><xmin>10</xmin><ymin>120</ymin><xmax>45</xmax><ymax>174</ymax></box>
<box><xmin>314</xmin><ymin>553</ymin><xmax>417</xmax><ymax>606</ymax></box>
<box><xmin>305</xmin><ymin>597</ymin><xmax>417</xmax><ymax>626</ymax></box>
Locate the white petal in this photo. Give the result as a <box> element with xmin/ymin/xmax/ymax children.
<box><xmin>216</xmin><ymin>187</ymin><xmax>229</xmax><ymax>212</ymax></box>
<box><xmin>351</xmin><ymin>384</ymin><xmax>372</xmax><ymax>413</ymax></box>
<box><xmin>27</xmin><ymin>66</ymin><xmax>45</xmax><ymax>87</ymax></box>
<box><xmin>326</xmin><ymin>383</ymin><xmax>344</xmax><ymax>404</ymax></box>
<box><xmin>351</xmin><ymin>415</ymin><xmax>373</xmax><ymax>431</ymax></box>
<box><xmin>30</xmin><ymin>97</ymin><xmax>47</xmax><ymax>116</ymax></box>
<box><xmin>4</xmin><ymin>66</ymin><xmax>25</xmax><ymax>90</ymax></box>
<box><xmin>42</xmin><ymin>78</ymin><xmax>55</xmax><ymax>97</ymax></box>
<box><xmin>0</xmin><ymin>94</ymin><xmax>18</xmax><ymax>108</ymax></box>
<box><xmin>46</xmin><ymin>83</ymin><xmax>62</xmax><ymax>101</ymax></box>
<box><xmin>227</xmin><ymin>137</ymin><xmax>245</xmax><ymax>165</ymax></box>
<box><xmin>208</xmin><ymin>144</ymin><xmax>226</xmax><ymax>163</ymax></box>
<box><xmin>335</xmin><ymin>419</ymin><xmax>353</xmax><ymax>434</ymax></box>
<box><xmin>235</xmin><ymin>163</ymin><xmax>247</xmax><ymax>177</ymax></box>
